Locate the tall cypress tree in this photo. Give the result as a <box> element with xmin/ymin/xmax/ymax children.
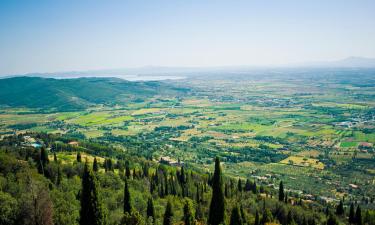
<box><xmin>56</xmin><ymin>166</ymin><xmax>62</xmax><ymax>186</ymax></box>
<box><xmin>147</xmin><ymin>197</ymin><xmax>155</xmax><ymax>221</ymax></box>
<box><xmin>237</xmin><ymin>179</ymin><xmax>242</xmax><ymax>193</ymax></box>
<box><xmin>278</xmin><ymin>181</ymin><xmax>285</xmax><ymax>202</ymax></box>
<box><xmin>183</xmin><ymin>200</ymin><xmax>195</xmax><ymax>225</ymax></box>
<box><xmin>77</xmin><ymin>152</ymin><xmax>82</xmax><ymax>163</ymax></box>
<box><xmin>38</xmin><ymin>147</ymin><xmax>49</xmax><ymax>175</ymax></box>
<box><xmin>125</xmin><ymin>163</ymin><xmax>131</xmax><ymax>178</ymax></box>
<box><xmin>240</xmin><ymin>205</ymin><xmax>246</xmax><ymax>224</ymax></box>
<box><xmin>93</xmin><ymin>157</ymin><xmax>99</xmax><ymax>172</ymax></box>
<box><xmin>355</xmin><ymin>205</ymin><xmax>362</xmax><ymax>225</ymax></box>
<box><xmin>327</xmin><ymin>214</ymin><xmax>339</xmax><ymax>225</ymax></box>
<box><xmin>79</xmin><ymin>162</ymin><xmax>106</xmax><ymax>225</ymax></box>
<box><xmin>336</xmin><ymin>200</ymin><xmax>344</xmax><ymax>216</ymax></box>
<box><xmin>254</xmin><ymin>210</ymin><xmax>259</xmax><ymax>225</ymax></box>
<box><xmin>245</xmin><ymin>179</ymin><xmax>251</xmax><ymax>192</ymax></box>
<box><xmin>349</xmin><ymin>203</ymin><xmax>355</xmax><ymax>224</ymax></box>
<box><xmin>208</xmin><ymin>157</ymin><xmax>225</xmax><ymax>225</ymax></box>
<box><xmin>124</xmin><ymin>179</ymin><xmax>131</xmax><ymax>213</ymax></box>
<box><xmin>230</xmin><ymin>205</ymin><xmax>243</xmax><ymax>225</ymax></box>
<box><xmin>163</xmin><ymin>201</ymin><xmax>173</xmax><ymax>225</ymax></box>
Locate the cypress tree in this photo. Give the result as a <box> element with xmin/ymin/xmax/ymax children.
<box><xmin>57</xmin><ymin>166</ymin><xmax>62</xmax><ymax>186</ymax></box>
<box><xmin>327</xmin><ymin>214</ymin><xmax>339</xmax><ymax>225</ymax></box>
<box><xmin>183</xmin><ymin>200</ymin><xmax>195</xmax><ymax>225</ymax></box>
<box><xmin>278</xmin><ymin>181</ymin><xmax>285</xmax><ymax>202</ymax></box>
<box><xmin>336</xmin><ymin>200</ymin><xmax>344</xmax><ymax>216</ymax></box>
<box><xmin>147</xmin><ymin>197</ymin><xmax>155</xmax><ymax>221</ymax></box>
<box><xmin>108</xmin><ymin>159</ymin><xmax>113</xmax><ymax>172</ymax></box>
<box><xmin>240</xmin><ymin>205</ymin><xmax>246</xmax><ymax>224</ymax></box>
<box><xmin>124</xmin><ymin>179</ymin><xmax>131</xmax><ymax>213</ymax></box>
<box><xmin>53</xmin><ymin>152</ymin><xmax>57</xmax><ymax>162</ymax></box>
<box><xmin>254</xmin><ymin>210</ymin><xmax>259</xmax><ymax>225</ymax></box>
<box><xmin>284</xmin><ymin>192</ymin><xmax>288</xmax><ymax>204</ymax></box>
<box><xmin>252</xmin><ymin>181</ymin><xmax>257</xmax><ymax>194</ymax></box>
<box><xmin>125</xmin><ymin>163</ymin><xmax>131</xmax><ymax>178</ymax></box>
<box><xmin>237</xmin><ymin>179</ymin><xmax>242</xmax><ymax>192</ymax></box>
<box><xmin>180</xmin><ymin>166</ymin><xmax>186</xmax><ymax>184</ymax></box>
<box><xmin>355</xmin><ymin>205</ymin><xmax>362</xmax><ymax>225</ymax></box>
<box><xmin>349</xmin><ymin>203</ymin><xmax>355</xmax><ymax>224</ymax></box>
<box><xmin>208</xmin><ymin>157</ymin><xmax>225</xmax><ymax>225</ymax></box>
<box><xmin>79</xmin><ymin>162</ymin><xmax>106</xmax><ymax>225</ymax></box>
<box><xmin>41</xmin><ymin>147</ymin><xmax>49</xmax><ymax>164</ymax></box>
<box><xmin>38</xmin><ymin>147</ymin><xmax>49</xmax><ymax>175</ymax></box>
<box><xmin>225</xmin><ymin>183</ymin><xmax>229</xmax><ymax>198</ymax></box>
<box><xmin>230</xmin><ymin>205</ymin><xmax>243</xmax><ymax>225</ymax></box>
<box><xmin>77</xmin><ymin>152</ymin><xmax>82</xmax><ymax>162</ymax></box>
<box><xmin>93</xmin><ymin>157</ymin><xmax>99</xmax><ymax>172</ymax></box>
<box><xmin>196</xmin><ymin>184</ymin><xmax>201</xmax><ymax>202</ymax></box>
<box><xmin>245</xmin><ymin>179</ymin><xmax>251</xmax><ymax>192</ymax></box>
<box><xmin>261</xmin><ymin>209</ymin><xmax>272</xmax><ymax>225</ymax></box>
<box><xmin>163</xmin><ymin>201</ymin><xmax>173</xmax><ymax>225</ymax></box>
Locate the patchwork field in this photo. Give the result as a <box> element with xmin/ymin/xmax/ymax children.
<box><xmin>1</xmin><ymin>72</ymin><xmax>374</xmax><ymax>201</ymax></box>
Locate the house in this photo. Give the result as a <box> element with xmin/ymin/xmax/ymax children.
<box><xmin>68</xmin><ymin>141</ymin><xmax>79</xmax><ymax>147</ymax></box>
<box><xmin>159</xmin><ymin>156</ymin><xmax>184</xmax><ymax>166</ymax></box>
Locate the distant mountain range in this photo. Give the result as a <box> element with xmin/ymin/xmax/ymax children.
<box><xmin>294</xmin><ymin>56</ymin><xmax>375</xmax><ymax>68</ymax></box>
<box><xmin>1</xmin><ymin>57</ymin><xmax>374</xmax><ymax>79</ymax></box>
<box><xmin>0</xmin><ymin>77</ymin><xmax>188</xmax><ymax>111</ymax></box>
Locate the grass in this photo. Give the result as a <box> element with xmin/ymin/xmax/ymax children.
<box><xmin>66</xmin><ymin>112</ymin><xmax>133</xmax><ymax>126</ymax></box>
<box><xmin>340</xmin><ymin>142</ymin><xmax>358</xmax><ymax>148</ymax></box>
<box><xmin>279</xmin><ymin>156</ymin><xmax>325</xmax><ymax>170</ymax></box>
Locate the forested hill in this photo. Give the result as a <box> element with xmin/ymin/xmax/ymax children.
<box><xmin>0</xmin><ymin>77</ymin><xmax>188</xmax><ymax>111</ymax></box>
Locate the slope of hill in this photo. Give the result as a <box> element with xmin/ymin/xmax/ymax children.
<box><xmin>0</xmin><ymin>77</ymin><xmax>187</xmax><ymax>111</ymax></box>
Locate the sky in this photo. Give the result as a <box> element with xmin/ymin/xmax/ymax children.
<box><xmin>0</xmin><ymin>0</ymin><xmax>375</xmax><ymax>75</ymax></box>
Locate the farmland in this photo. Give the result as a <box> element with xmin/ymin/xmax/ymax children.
<box><xmin>0</xmin><ymin>69</ymin><xmax>374</xmax><ymax>202</ymax></box>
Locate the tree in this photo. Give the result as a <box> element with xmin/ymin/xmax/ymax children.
<box><xmin>77</xmin><ymin>152</ymin><xmax>82</xmax><ymax>163</ymax></box>
<box><xmin>53</xmin><ymin>152</ymin><xmax>57</xmax><ymax>162</ymax></box>
<box><xmin>56</xmin><ymin>166</ymin><xmax>62</xmax><ymax>186</ymax></box>
<box><xmin>279</xmin><ymin>181</ymin><xmax>285</xmax><ymax>202</ymax></box>
<box><xmin>261</xmin><ymin>209</ymin><xmax>272</xmax><ymax>225</ymax></box>
<box><xmin>124</xmin><ymin>179</ymin><xmax>131</xmax><ymax>213</ymax></box>
<box><xmin>0</xmin><ymin>191</ymin><xmax>18</xmax><ymax>225</ymax></box>
<box><xmin>208</xmin><ymin>157</ymin><xmax>225</xmax><ymax>225</ymax></box>
<box><xmin>163</xmin><ymin>201</ymin><xmax>173</xmax><ymax>225</ymax></box>
<box><xmin>23</xmin><ymin>179</ymin><xmax>54</xmax><ymax>225</ymax></box>
<box><xmin>121</xmin><ymin>211</ymin><xmax>145</xmax><ymax>225</ymax></box>
<box><xmin>38</xmin><ymin>147</ymin><xmax>49</xmax><ymax>175</ymax></box>
<box><xmin>326</xmin><ymin>214</ymin><xmax>339</xmax><ymax>225</ymax></box>
<box><xmin>284</xmin><ymin>192</ymin><xmax>288</xmax><ymax>204</ymax></box>
<box><xmin>245</xmin><ymin>179</ymin><xmax>251</xmax><ymax>192</ymax></box>
<box><xmin>79</xmin><ymin>162</ymin><xmax>106</xmax><ymax>225</ymax></box>
<box><xmin>229</xmin><ymin>205</ymin><xmax>243</xmax><ymax>225</ymax></box>
<box><xmin>146</xmin><ymin>197</ymin><xmax>155</xmax><ymax>221</ymax></box>
<box><xmin>93</xmin><ymin>157</ymin><xmax>99</xmax><ymax>172</ymax></box>
<box><xmin>336</xmin><ymin>200</ymin><xmax>344</xmax><ymax>216</ymax></box>
<box><xmin>254</xmin><ymin>210</ymin><xmax>259</xmax><ymax>225</ymax></box>
<box><xmin>349</xmin><ymin>203</ymin><xmax>355</xmax><ymax>224</ymax></box>
<box><xmin>237</xmin><ymin>179</ymin><xmax>242</xmax><ymax>192</ymax></box>
<box><xmin>355</xmin><ymin>205</ymin><xmax>362</xmax><ymax>225</ymax></box>
<box><xmin>240</xmin><ymin>205</ymin><xmax>246</xmax><ymax>224</ymax></box>
<box><xmin>126</xmin><ymin>163</ymin><xmax>131</xmax><ymax>178</ymax></box>
<box><xmin>183</xmin><ymin>200</ymin><xmax>195</xmax><ymax>225</ymax></box>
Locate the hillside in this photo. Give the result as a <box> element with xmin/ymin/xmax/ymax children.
<box><xmin>0</xmin><ymin>77</ymin><xmax>187</xmax><ymax>111</ymax></box>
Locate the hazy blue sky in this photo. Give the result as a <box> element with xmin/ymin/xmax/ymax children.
<box><xmin>1</xmin><ymin>0</ymin><xmax>375</xmax><ymax>75</ymax></box>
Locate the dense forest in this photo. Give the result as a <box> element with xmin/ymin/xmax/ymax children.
<box><xmin>0</xmin><ymin>132</ymin><xmax>374</xmax><ymax>225</ymax></box>
<box><xmin>0</xmin><ymin>77</ymin><xmax>188</xmax><ymax>111</ymax></box>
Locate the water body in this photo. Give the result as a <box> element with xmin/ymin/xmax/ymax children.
<box><xmin>117</xmin><ymin>75</ymin><xmax>186</xmax><ymax>81</ymax></box>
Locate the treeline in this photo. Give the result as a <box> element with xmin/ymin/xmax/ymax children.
<box><xmin>0</xmin><ymin>133</ymin><xmax>375</xmax><ymax>225</ymax></box>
